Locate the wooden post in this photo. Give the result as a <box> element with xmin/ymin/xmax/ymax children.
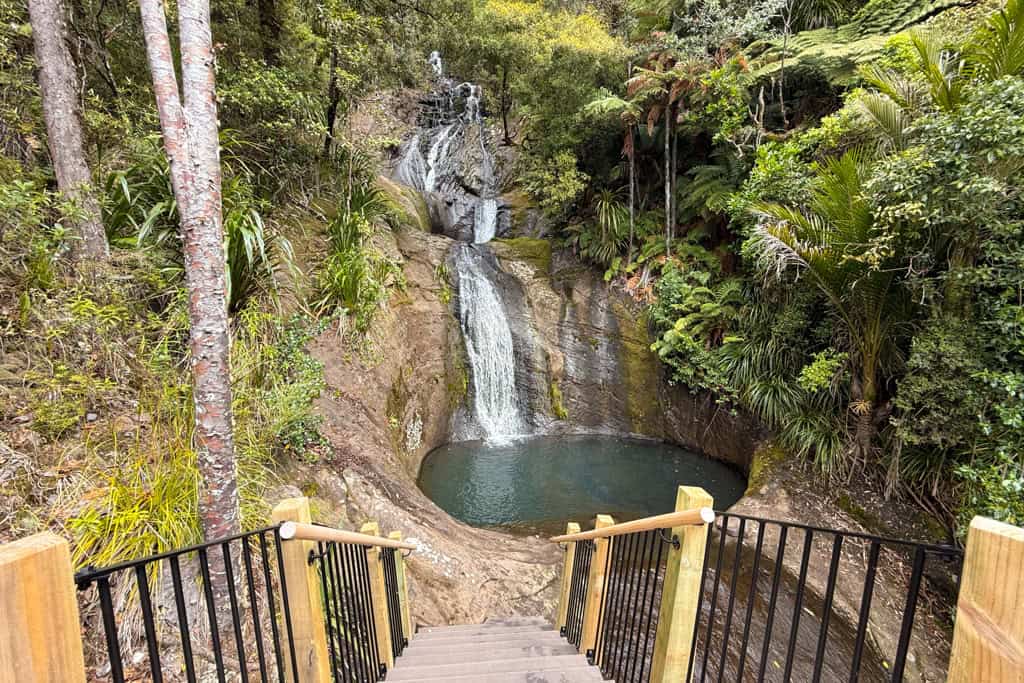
<box><xmin>272</xmin><ymin>498</ymin><xmax>331</xmax><ymax>683</ymax></box>
<box><xmin>361</xmin><ymin>522</ymin><xmax>394</xmax><ymax>671</ymax></box>
<box><xmin>649</xmin><ymin>486</ymin><xmax>714</xmax><ymax>683</ymax></box>
<box><xmin>580</xmin><ymin>514</ymin><xmax>615</xmax><ymax>657</ymax></box>
<box><xmin>556</xmin><ymin>522</ymin><xmax>581</xmax><ymax>631</ymax></box>
<box><xmin>948</xmin><ymin>516</ymin><xmax>1024</xmax><ymax>682</ymax></box>
<box><xmin>0</xmin><ymin>532</ymin><xmax>87</xmax><ymax>683</ymax></box>
<box><xmin>388</xmin><ymin>530</ymin><xmax>413</xmax><ymax>642</ymax></box>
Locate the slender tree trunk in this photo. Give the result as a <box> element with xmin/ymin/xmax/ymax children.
<box><xmin>28</xmin><ymin>0</ymin><xmax>108</xmax><ymax>261</ymax></box>
<box><xmin>779</xmin><ymin>1</ymin><xmax>792</xmax><ymax>129</ymax></box>
<box><xmin>323</xmin><ymin>45</ymin><xmax>340</xmax><ymax>158</ymax></box>
<box><xmin>500</xmin><ymin>65</ymin><xmax>513</xmax><ymax>145</ymax></box>
<box><xmin>257</xmin><ymin>0</ymin><xmax>280</xmax><ymax>65</ymax></box>
<box><xmin>138</xmin><ymin>0</ymin><xmax>241</xmax><ymax>636</ymax></box>
<box><xmin>664</xmin><ymin>107</ymin><xmax>671</xmax><ymax>258</ymax></box>
<box><xmin>670</xmin><ymin>103</ymin><xmax>678</xmax><ymax>237</ymax></box>
<box><xmin>851</xmin><ymin>350</ymin><xmax>879</xmax><ymax>467</ymax></box>
<box><xmin>626</xmin><ymin>129</ymin><xmax>635</xmax><ymax>268</ymax></box>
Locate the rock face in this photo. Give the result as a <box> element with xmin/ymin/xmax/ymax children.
<box><xmin>304</xmin><ymin>225</ymin><xmax>560</xmax><ymax>627</ymax></box>
<box><xmin>486</xmin><ymin>237</ymin><xmax>763</xmax><ymax>471</ymax></box>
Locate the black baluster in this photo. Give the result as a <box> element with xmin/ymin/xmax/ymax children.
<box><xmin>755</xmin><ymin>524</ymin><xmax>788</xmax><ymax>683</ymax></box>
<box><xmin>810</xmin><ymin>535</ymin><xmax>844</xmax><ymax>683</ymax></box>
<box><xmin>849</xmin><ymin>541</ymin><xmax>881</xmax><ymax>683</ymax></box>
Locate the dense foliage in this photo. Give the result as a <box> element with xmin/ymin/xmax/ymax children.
<box><xmin>1</xmin><ymin>0</ymin><xmax>1020</xmax><ymax>571</ymax></box>
<box><xmin>570</xmin><ymin>0</ymin><xmax>1024</xmax><ymax>536</ymax></box>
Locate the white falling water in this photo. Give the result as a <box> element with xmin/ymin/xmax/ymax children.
<box><xmin>463</xmin><ymin>84</ymin><xmax>481</xmax><ymax>122</ymax></box>
<box><xmin>473</xmin><ymin>198</ymin><xmax>498</xmax><ymax>243</ymax></box>
<box><xmin>392</xmin><ymin>51</ymin><xmax>528</xmax><ymax>439</ymax></box>
<box><xmin>429</xmin><ymin>51</ymin><xmax>443</xmax><ymax>78</ymax></box>
<box><xmin>395</xmin><ymin>133</ymin><xmax>427</xmax><ymax>191</ymax></box>
<box><xmin>424</xmin><ymin>123</ymin><xmax>457</xmax><ymax>193</ymax></box>
<box><xmin>455</xmin><ymin>245</ymin><xmax>524</xmax><ymax>438</ymax></box>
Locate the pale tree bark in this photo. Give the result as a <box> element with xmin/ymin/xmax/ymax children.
<box><xmin>28</xmin><ymin>0</ymin><xmax>108</xmax><ymax>261</ymax></box>
<box><xmin>138</xmin><ymin>0</ymin><xmax>241</xmax><ymax>641</ymax></box>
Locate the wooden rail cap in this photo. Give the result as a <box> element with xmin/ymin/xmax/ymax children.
<box><xmin>279</xmin><ymin>521</ymin><xmax>416</xmax><ymax>551</ymax></box>
<box><xmin>549</xmin><ymin>507</ymin><xmax>715</xmax><ymax>543</ymax></box>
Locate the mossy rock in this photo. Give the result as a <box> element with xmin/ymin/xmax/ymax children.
<box><xmin>377</xmin><ymin>175</ymin><xmax>431</xmax><ymax>232</ymax></box>
<box><xmin>610</xmin><ymin>303</ymin><xmax>662</xmax><ymax>434</ymax></box>
<box><xmin>492</xmin><ymin>237</ymin><xmax>553</xmax><ymax>274</ymax></box>
<box><xmin>500</xmin><ymin>190</ymin><xmax>535</xmax><ymax>232</ymax></box>
<box><xmin>550</xmin><ymin>380</ymin><xmax>568</xmax><ymax>420</ymax></box>
<box><xmin>744</xmin><ymin>443</ymin><xmax>789</xmax><ymax>495</ymax></box>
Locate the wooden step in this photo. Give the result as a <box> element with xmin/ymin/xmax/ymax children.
<box><xmin>397</xmin><ymin>642</ymin><xmax>579</xmax><ymax>666</ymax></box>
<box><xmin>393</xmin><ymin>666</ymin><xmax>606</xmax><ymax>682</ymax></box>
<box><xmin>387</xmin><ymin>654</ymin><xmax>599</xmax><ymax>681</ymax></box>
<box><xmin>414</xmin><ymin>624</ymin><xmax>556</xmax><ymax>641</ymax></box>
<box><xmin>404</xmin><ymin>630</ymin><xmax>563</xmax><ymax>649</ymax></box>
<box><xmin>417</xmin><ymin>616</ymin><xmax>550</xmax><ymax>635</ymax></box>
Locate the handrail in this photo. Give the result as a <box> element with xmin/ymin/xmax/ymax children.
<box><xmin>549</xmin><ymin>507</ymin><xmax>715</xmax><ymax>543</ymax></box>
<box><xmin>280</xmin><ymin>522</ymin><xmax>416</xmax><ymax>551</ymax></box>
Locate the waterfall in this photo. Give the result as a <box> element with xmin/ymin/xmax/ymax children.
<box><xmin>395</xmin><ymin>133</ymin><xmax>427</xmax><ymax>191</ymax></box>
<box><xmin>454</xmin><ymin>245</ymin><xmax>524</xmax><ymax>438</ymax></box>
<box><xmin>428</xmin><ymin>50</ymin><xmax>443</xmax><ymax>78</ymax></box>
<box><xmin>393</xmin><ymin>51</ymin><xmax>527</xmax><ymax>439</ymax></box>
<box><xmin>424</xmin><ymin>123</ymin><xmax>457</xmax><ymax>193</ymax></box>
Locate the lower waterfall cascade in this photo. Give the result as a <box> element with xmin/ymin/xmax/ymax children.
<box><xmin>394</xmin><ymin>52</ymin><xmax>525</xmax><ymax>440</ymax></box>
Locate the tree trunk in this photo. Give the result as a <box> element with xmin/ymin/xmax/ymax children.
<box><xmin>663</xmin><ymin>108</ymin><xmax>671</xmax><ymax>258</ymax></box>
<box><xmin>28</xmin><ymin>0</ymin><xmax>108</xmax><ymax>261</ymax></box>
<box><xmin>322</xmin><ymin>45</ymin><xmax>340</xmax><ymax>158</ymax></box>
<box><xmin>257</xmin><ymin>0</ymin><xmax>281</xmax><ymax>65</ymax></box>
<box><xmin>850</xmin><ymin>353</ymin><xmax>879</xmax><ymax>467</ymax></box>
<box><xmin>779</xmin><ymin>1</ymin><xmax>792</xmax><ymax>130</ymax></box>
<box><xmin>670</xmin><ymin>103</ymin><xmax>678</xmax><ymax>237</ymax></box>
<box><xmin>500</xmin><ymin>65</ymin><xmax>513</xmax><ymax>145</ymax></box>
<box><xmin>138</xmin><ymin>0</ymin><xmax>241</xmax><ymax>637</ymax></box>
<box><xmin>626</xmin><ymin>128</ymin><xmax>635</xmax><ymax>268</ymax></box>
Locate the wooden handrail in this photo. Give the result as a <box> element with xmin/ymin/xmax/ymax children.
<box><xmin>549</xmin><ymin>507</ymin><xmax>715</xmax><ymax>543</ymax></box>
<box><xmin>279</xmin><ymin>522</ymin><xmax>416</xmax><ymax>551</ymax></box>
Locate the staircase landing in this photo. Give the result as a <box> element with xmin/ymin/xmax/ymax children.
<box><xmin>389</xmin><ymin>616</ymin><xmax>604</xmax><ymax>682</ymax></box>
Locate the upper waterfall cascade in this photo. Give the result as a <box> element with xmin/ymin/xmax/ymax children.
<box><xmin>395</xmin><ymin>52</ymin><xmax>526</xmax><ymax>440</ymax></box>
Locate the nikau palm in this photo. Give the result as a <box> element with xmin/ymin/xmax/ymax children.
<box><xmin>751</xmin><ymin>152</ymin><xmax>907</xmax><ymax>466</ymax></box>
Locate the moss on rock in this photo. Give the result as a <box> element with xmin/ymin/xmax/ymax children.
<box><xmin>492</xmin><ymin>237</ymin><xmax>553</xmax><ymax>274</ymax></box>
<box><xmin>612</xmin><ymin>303</ymin><xmax>662</xmax><ymax>434</ymax></box>
<box><xmin>377</xmin><ymin>175</ymin><xmax>431</xmax><ymax>232</ymax></box>
<box><xmin>744</xmin><ymin>444</ymin><xmax>788</xmax><ymax>495</ymax></box>
<box><xmin>550</xmin><ymin>380</ymin><xmax>568</xmax><ymax>420</ymax></box>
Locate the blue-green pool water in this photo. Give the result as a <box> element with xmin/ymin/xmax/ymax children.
<box><xmin>417</xmin><ymin>435</ymin><xmax>747</xmax><ymax>535</ymax></box>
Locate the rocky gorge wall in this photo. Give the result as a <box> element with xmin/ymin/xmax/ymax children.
<box><xmin>286</xmin><ymin>184</ymin><xmax>762</xmax><ymax>627</ymax></box>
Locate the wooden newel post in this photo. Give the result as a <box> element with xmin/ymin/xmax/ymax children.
<box><xmin>556</xmin><ymin>522</ymin><xmax>581</xmax><ymax>631</ymax></box>
<box><xmin>0</xmin><ymin>532</ymin><xmax>87</xmax><ymax>683</ymax></box>
<box><xmin>388</xmin><ymin>531</ymin><xmax>413</xmax><ymax>643</ymax></box>
<box><xmin>272</xmin><ymin>498</ymin><xmax>331</xmax><ymax>683</ymax></box>
<box><xmin>580</xmin><ymin>514</ymin><xmax>615</xmax><ymax>657</ymax></box>
<box><xmin>649</xmin><ymin>486</ymin><xmax>714</xmax><ymax>683</ymax></box>
<box><xmin>361</xmin><ymin>522</ymin><xmax>394</xmax><ymax>671</ymax></box>
<box><xmin>948</xmin><ymin>516</ymin><xmax>1024</xmax><ymax>682</ymax></box>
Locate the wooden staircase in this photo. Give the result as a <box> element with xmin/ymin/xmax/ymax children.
<box><xmin>388</xmin><ymin>617</ymin><xmax>604</xmax><ymax>682</ymax></box>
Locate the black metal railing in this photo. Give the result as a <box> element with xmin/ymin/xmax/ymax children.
<box><xmin>593</xmin><ymin>528</ymin><xmax>672</xmax><ymax>683</ymax></box>
<box><xmin>687</xmin><ymin>511</ymin><xmax>964</xmax><ymax>683</ymax></box>
<box><xmin>381</xmin><ymin>546</ymin><xmax>408</xmax><ymax>659</ymax></box>
<box><xmin>562</xmin><ymin>538</ymin><xmax>594</xmax><ymax>648</ymax></box>
<box><xmin>313</xmin><ymin>541</ymin><xmax>386</xmax><ymax>682</ymax></box>
<box><xmin>74</xmin><ymin>525</ymin><xmax>300</xmax><ymax>683</ymax></box>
